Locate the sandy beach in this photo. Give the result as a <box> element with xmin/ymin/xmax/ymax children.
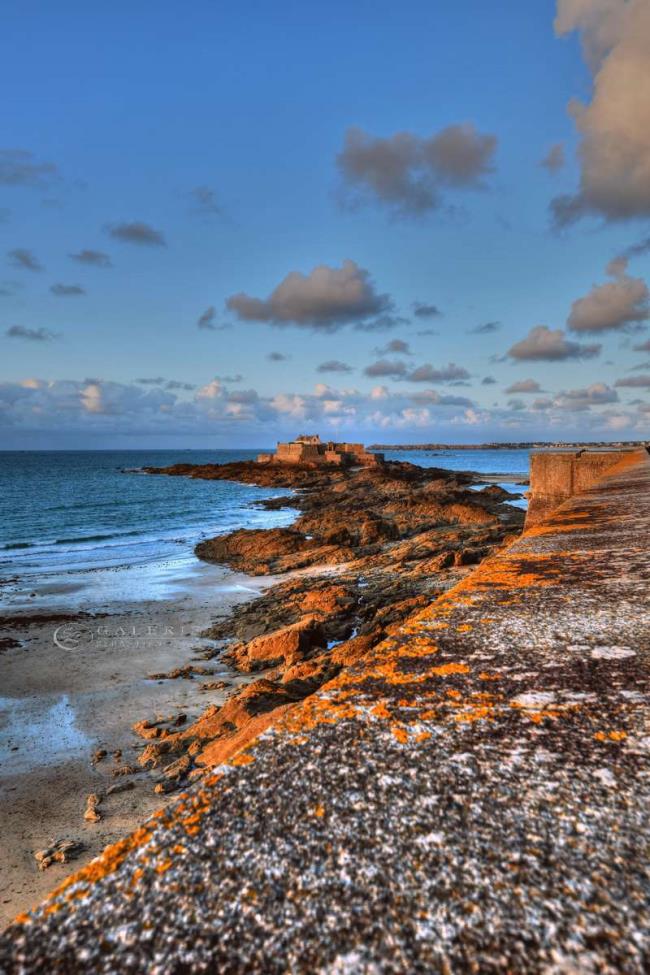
<box><xmin>0</xmin><ymin>562</ymin><xmax>274</xmax><ymax>926</ymax></box>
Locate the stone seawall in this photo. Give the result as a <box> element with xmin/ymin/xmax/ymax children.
<box><xmin>525</xmin><ymin>445</ymin><xmax>648</xmax><ymax>526</ymax></box>
<box><xmin>2</xmin><ymin>454</ymin><xmax>650</xmax><ymax>972</ymax></box>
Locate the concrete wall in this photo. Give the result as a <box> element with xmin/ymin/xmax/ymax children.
<box><xmin>526</xmin><ymin>447</ymin><xmax>648</xmax><ymax>526</ymax></box>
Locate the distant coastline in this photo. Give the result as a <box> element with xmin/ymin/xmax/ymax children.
<box><xmin>370</xmin><ymin>440</ymin><xmax>649</xmax><ymax>451</ymax></box>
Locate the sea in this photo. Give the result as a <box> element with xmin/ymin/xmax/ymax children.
<box><xmin>0</xmin><ymin>448</ymin><xmax>529</xmax><ymax>610</ymax></box>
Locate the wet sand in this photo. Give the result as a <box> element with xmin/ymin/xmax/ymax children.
<box><xmin>0</xmin><ymin>563</ymin><xmax>274</xmax><ymax>927</ymax></box>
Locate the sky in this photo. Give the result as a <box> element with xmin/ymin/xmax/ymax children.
<box><xmin>1</xmin><ymin>0</ymin><xmax>649</xmax><ymax>449</ymax></box>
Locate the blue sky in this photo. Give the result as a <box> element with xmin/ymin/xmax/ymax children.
<box><xmin>1</xmin><ymin>0</ymin><xmax>649</xmax><ymax>448</ymax></box>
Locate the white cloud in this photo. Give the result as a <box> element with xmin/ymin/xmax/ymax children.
<box><xmin>567</xmin><ymin>262</ymin><xmax>649</xmax><ymax>332</ymax></box>
<box><xmin>337</xmin><ymin>123</ymin><xmax>497</xmax><ymax>217</ymax></box>
<box><xmin>552</xmin><ymin>0</ymin><xmax>650</xmax><ymax>224</ymax></box>
<box><xmin>227</xmin><ymin>260</ymin><xmax>391</xmax><ymax>331</ymax></box>
<box><xmin>508</xmin><ymin>325</ymin><xmax>601</xmax><ymax>361</ymax></box>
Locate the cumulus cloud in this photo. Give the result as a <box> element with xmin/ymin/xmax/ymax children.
<box><xmin>363</xmin><ymin>360</ymin><xmax>470</xmax><ymax>383</ymax></box>
<box><xmin>189</xmin><ymin>185</ymin><xmax>222</xmax><ymax>216</ymax></box>
<box><xmin>508</xmin><ymin>324</ymin><xmax>601</xmax><ymax>361</ymax></box>
<box><xmin>1</xmin><ymin>373</ymin><xmax>646</xmax><ymax>441</ymax></box>
<box><xmin>106</xmin><ymin>221</ymin><xmax>166</xmax><ymax>246</ymax></box>
<box><xmin>50</xmin><ymin>283</ymin><xmax>85</xmax><ymax>296</ymax></box>
<box><xmin>77</xmin><ymin>381</ymin><xmax>176</xmax><ymax>416</ymax></box>
<box><xmin>0</xmin><ymin>149</ymin><xmax>57</xmax><ymax>187</ymax></box>
<box><xmin>69</xmin><ymin>249</ymin><xmax>112</xmax><ymax>268</ymax></box>
<box><xmin>411</xmin><ymin>389</ymin><xmax>473</xmax><ymax>407</ymax></box>
<box><xmin>317</xmin><ymin>359</ymin><xmax>352</xmax><ymax>373</ymax></box>
<box><xmin>505</xmin><ymin>379</ymin><xmax>543</xmax><ymax>394</ymax></box>
<box><xmin>227</xmin><ymin>260</ymin><xmax>391</xmax><ymax>331</ymax></box>
<box><xmin>364</xmin><ymin>359</ymin><xmax>406</xmax><ymax>379</ymax></box>
<box><xmin>375</xmin><ymin>338</ymin><xmax>412</xmax><ymax>356</ymax></box>
<box><xmin>554</xmin><ymin>382</ymin><xmax>619</xmax><ymax>409</ymax></box>
<box><xmin>481</xmin><ymin>375</ymin><xmax>497</xmax><ymax>385</ymax></box>
<box><xmin>412</xmin><ymin>302</ymin><xmax>441</xmax><ymax>319</ymax></box>
<box><xmin>268</xmin><ymin>351</ymin><xmax>291</xmax><ymax>362</ymax></box>
<box><xmin>469</xmin><ymin>320</ymin><xmax>501</xmax><ymax>334</ymax></box>
<box><xmin>567</xmin><ymin>263</ymin><xmax>649</xmax><ymax>333</ymax></box>
<box><xmin>6</xmin><ymin>325</ymin><xmax>57</xmax><ymax>341</ymax></box>
<box><xmin>541</xmin><ymin>143</ymin><xmax>565</xmax><ymax>173</ymax></box>
<box><xmin>552</xmin><ymin>0</ymin><xmax>650</xmax><ymax>225</ymax></box>
<box><xmin>614</xmin><ymin>374</ymin><xmax>650</xmax><ymax>388</ymax></box>
<box><xmin>532</xmin><ymin>397</ymin><xmax>554</xmax><ymax>411</ymax></box>
<box><xmin>405</xmin><ymin>362</ymin><xmax>470</xmax><ymax>383</ymax></box>
<box><xmin>337</xmin><ymin>123</ymin><xmax>497</xmax><ymax>217</ymax></box>
<box><xmin>8</xmin><ymin>248</ymin><xmax>43</xmax><ymax>271</ymax></box>
<box><xmin>632</xmin><ymin>339</ymin><xmax>650</xmax><ymax>353</ymax></box>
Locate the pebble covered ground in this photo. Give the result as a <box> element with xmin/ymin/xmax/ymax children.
<box><xmin>1</xmin><ymin>455</ymin><xmax>649</xmax><ymax>973</ymax></box>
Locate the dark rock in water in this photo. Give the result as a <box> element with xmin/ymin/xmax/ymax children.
<box><xmin>479</xmin><ymin>483</ymin><xmax>514</xmax><ymax>500</ymax></box>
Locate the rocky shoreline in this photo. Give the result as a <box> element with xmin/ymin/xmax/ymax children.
<box><xmin>136</xmin><ymin>459</ymin><xmax>524</xmax><ymax>782</ymax></box>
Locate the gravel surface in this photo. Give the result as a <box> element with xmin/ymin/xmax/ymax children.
<box><xmin>1</xmin><ymin>456</ymin><xmax>649</xmax><ymax>973</ymax></box>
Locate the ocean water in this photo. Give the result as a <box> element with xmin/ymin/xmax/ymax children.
<box><xmin>0</xmin><ymin>450</ymin><xmax>297</xmax><ymax>608</ymax></box>
<box><xmin>0</xmin><ymin>448</ymin><xmax>529</xmax><ymax>609</ymax></box>
<box><xmin>383</xmin><ymin>447</ymin><xmax>530</xmax><ymax>510</ymax></box>
<box><xmin>381</xmin><ymin>447</ymin><xmax>531</xmax><ymax>476</ymax></box>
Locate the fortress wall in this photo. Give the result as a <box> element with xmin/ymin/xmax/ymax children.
<box><xmin>275</xmin><ymin>443</ymin><xmax>306</xmax><ymax>462</ymax></box>
<box><xmin>525</xmin><ymin>447</ymin><xmax>648</xmax><ymax>526</ymax></box>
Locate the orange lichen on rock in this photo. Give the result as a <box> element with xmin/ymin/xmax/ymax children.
<box><xmin>454</xmin><ymin>705</ymin><xmax>494</xmax><ymax>723</ymax></box>
<box><xmin>595</xmin><ymin>730</ymin><xmax>627</xmax><ymax>742</ymax></box>
<box><xmin>430</xmin><ymin>662</ymin><xmax>470</xmax><ymax>677</ymax></box>
<box><xmin>395</xmin><ymin>637</ymin><xmax>439</xmax><ymax>658</ymax></box>
<box><xmin>230</xmin><ymin>752</ymin><xmax>255</xmax><ymax>766</ymax></box>
<box><xmin>371</xmin><ymin>702</ymin><xmax>392</xmax><ymax>720</ymax></box>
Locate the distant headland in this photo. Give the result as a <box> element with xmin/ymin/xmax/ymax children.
<box><xmin>368</xmin><ymin>440</ymin><xmax>650</xmax><ymax>451</ymax></box>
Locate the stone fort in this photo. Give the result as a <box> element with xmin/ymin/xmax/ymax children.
<box><xmin>257</xmin><ymin>434</ymin><xmax>383</xmax><ymax>467</ymax></box>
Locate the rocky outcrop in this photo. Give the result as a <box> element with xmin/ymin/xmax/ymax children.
<box><xmin>195</xmin><ymin>528</ymin><xmax>353</xmax><ymax>575</ymax></box>
<box><xmin>128</xmin><ymin>459</ymin><xmax>524</xmax><ymax>788</ymax></box>
<box><xmin>226</xmin><ymin>617</ymin><xmax>326</xmax><ymax>672</ymax></box>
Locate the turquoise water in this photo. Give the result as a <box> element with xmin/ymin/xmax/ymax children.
<box><xmin>0</xmin><ymin>448</ymin><xmax>529</xmax><ymax>607</ymax></box>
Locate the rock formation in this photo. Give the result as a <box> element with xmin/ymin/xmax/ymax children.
<box><xmin>137</xmin><ymin>458</ymin><xmax>523</xmax><ymax>783</ymax></box>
